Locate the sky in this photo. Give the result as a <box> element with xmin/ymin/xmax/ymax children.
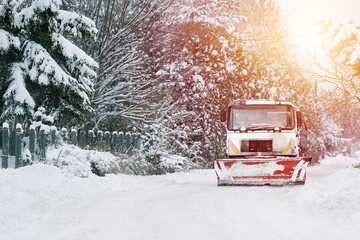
<box><xmin>277</xmin><ymin>0</ymin><xmax>360</xmax><ymax>54</ymax></box>
<box><xmin>277</xmin><ymin>0</ymin><xmax>360</xmax><ymax>34</ymax></box>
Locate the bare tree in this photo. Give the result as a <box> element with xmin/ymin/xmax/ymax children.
<box><xmin>61</xmin><ymin>0</ymin><xmax>174</xmax><ymax>130</ymax></box>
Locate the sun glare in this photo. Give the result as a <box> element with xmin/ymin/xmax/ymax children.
<box><xmin>277</xmin><ymin>0</ymin><xmax>360</xmax><ymax>58</ymax></box>
<box><xmin>287</xmin><ymin>18</ymin><xmax>323</xmax><ymax>56</ymax></box>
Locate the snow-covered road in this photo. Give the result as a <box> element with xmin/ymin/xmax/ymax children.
<box><xmin>1</xmin><ymin>155</ymin><xmax>360</xmax><ymax>240</ymax></box>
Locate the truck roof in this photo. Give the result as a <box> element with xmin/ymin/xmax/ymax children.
<box><xmin>229</xmin><ymin>99</ymin><xmax>298</xmax><ymax>110</ymax></box>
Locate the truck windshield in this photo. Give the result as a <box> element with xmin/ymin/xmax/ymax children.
<box><xmin>228</xmin><ymin>105</ymin><xmax>294</xmax><ymax>130</ymax></box>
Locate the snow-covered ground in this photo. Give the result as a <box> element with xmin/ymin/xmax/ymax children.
<box><xmin>1</xmin><ymin>155</ymin><xmax>360</xmax><ymax>240</ymax></box>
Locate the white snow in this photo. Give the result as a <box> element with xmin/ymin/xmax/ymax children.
<box><xmin>220</xmin><ymin>161</ymin><xmax>285</xmax><ymax>179</ymax></box>
<box><xmin>225</xmin><ymin>60</ymin><xmax>236</xmax><ymax>72</ymax></box>
<box><xmin>44</xmin><ymin>115</ymin><xmax>54</xmax><ymax>124</ymax></box>
<box><xmin>38</xmin><ymin>106</ymin><xmax>45</xmax><ymax>113</ymax></box>
<box><xmin>0</xmin><ymin>30</ymin><xmax>20</xmax><ymax>51</ymax></box>
<box><xmin>24</xmin><ymin>41</ymin><xmax>70</xmax><ymax>85</ymax></box>
<box><xmin>1</xmin><ymin>154</ymin><xmax>360</xmax><ymax>240</ymax></box>
<box><xmin>39</xmin><ymin>124</ymin><xmax>51</xmax><ymax>133</ymax></box>
<box><xmin>51</xmin><ymin>33</ymin><xmax>98</xmax><ymax>69</ymax></box>
<box><xmin>269</xmin><ymin>86</ymin><xmax>277</xmax><ymax>98</ymax></box>
<box><xmin>14</xmin><ymin>0</ymin><xmax>61</xmax><ymax>28</ymax></box>
<box><xmin>350</xmin><ymin>45</ymin><xmax>360</xmax><ymax>65</ymax></box>
<box><xmin>23</xmin><ymin>40</ymin><xmax>91</xmax><ymax>105</ymax></box>
<box><xmin>4</xmin><ymin>63</ymin><xmax>36</xmax><ymax>111</ymax></box>
<box><xmin>57</xmin><ymin>10</ymin><xmax>98</xmax><ymax>38</ymax></box>
<box><xmin>332</xmin><ymin>22</ymin><xmax>356</xmax><ymax>47</ymax></box>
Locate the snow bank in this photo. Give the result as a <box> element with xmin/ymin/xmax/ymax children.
<box><xmin>0</xmin><ymin>163</ymin><xmax>206</xmax><ymax>240</ymax></box>
<box><xmin>0</xmin><ymin>164</ymin><xmax>150</xmax><ymax>240</ymax></box>
<box><xmin>291</xmin><ymin>154</ymin><xmax>360</xmax><ymax>224</ymax></box>
<box><xmin>0</xmin><ymin>164</ymin><xmax>73</xmax><ymax>239</ymax></box>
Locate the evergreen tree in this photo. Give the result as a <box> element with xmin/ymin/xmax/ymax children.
<box><xmin>0</xmin><ymin>0</ymin><xmax>97</xmax><ymax>126</ymax></box>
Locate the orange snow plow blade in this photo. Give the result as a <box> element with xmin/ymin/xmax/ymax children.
<box><xmin>215</xmin><ymin>157</ymin><xmax>309</xmax><ymax>186</ymax></box>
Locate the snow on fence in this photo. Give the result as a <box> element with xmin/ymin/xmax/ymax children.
<box><xmin>0</xmin><ymin>123</ymin><xmax>141</xmax><ymax>169</ymax></box>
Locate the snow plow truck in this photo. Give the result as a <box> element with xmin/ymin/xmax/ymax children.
<box><xmin>215</xmin><ymin>98</ymin><xmax>311</xmax><ymax>186</ymax></box>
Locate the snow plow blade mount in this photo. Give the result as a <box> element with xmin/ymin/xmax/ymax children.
<box><xmin>215</xmin><ymin>157</ymin><xmax>309</xmax><ymax>186</ymax></box>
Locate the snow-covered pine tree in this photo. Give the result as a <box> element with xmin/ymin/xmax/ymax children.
<box><xmin>0</xmin><ymin>0</ymin><xmax>97</xmax><ymax>126</ymax></box>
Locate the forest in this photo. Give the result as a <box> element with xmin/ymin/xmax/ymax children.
<box><xmin>0</xmin><ymin>0</ymin><xmax>359</xmax><ymax>173</ymax></box>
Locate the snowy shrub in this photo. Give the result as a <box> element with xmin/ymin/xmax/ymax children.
<box><xmin>305</xmin><ymin>103</ymin><xmax>354</xmax><ymax>162</ymax></box>
<box><xmin>142</xmin><ymin>152</ymin><xmax>195</xmax><ymax>175</ymax></box>
<box><xmin>135</xmin><ymin>123</ymin><xmax>200</xmax><ymax>174</ymax></box>
<box><xmin>45</xmin><ymin>142</ymin><xmax>195</xmax><ymax>177</ymax></box>
<box><xmin>46</xmin><ymin>144</ymin><xmax>121</xmax><ymax>177</ymax></box>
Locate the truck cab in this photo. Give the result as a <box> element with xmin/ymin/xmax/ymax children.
<box><xmin>221</xmin><ymin>99</ymin><xmax>305</xmax><ymax>158</ymax></box>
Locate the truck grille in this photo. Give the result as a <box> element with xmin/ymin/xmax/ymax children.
<box><xmin>241</xmin><ymin>140</ymin><xmax>273</xmax><ymax>152</ymax></box>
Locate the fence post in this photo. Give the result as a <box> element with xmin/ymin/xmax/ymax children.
<box><xmin>97</xmin><ymin>130</ymin><xmax>103</xmax><ymax>149</ymax></box>
<box><xmin>15</xmin><ymin>124</ymin><xmax>23</xmax><ymax>168</ymax></box>
<box><xmin>39</xmin><ymin>129</ymin><xmax>46</xmax><ymax>161</ymax></box>
<box><xmin>29</xmin><ymin>125</ymin><xmax>35</xmax><ymax>163</ymax></box>
<box><xmin>0</xmin><ymin>127</ymin><xmax>2</xmax><ymax>150</ymax></box>
<box><xmin>125</xmin><ymin>132</ymin><xmax>131</xmax><ymax>150</ymax></box>
<box><xmin>10</xmin><ymin>129</ymin><xmax>15</xmax><ymax>156</ymax></box>
<box><xmin>50</xmin><ymin>126</ymin><xmax>57</xmax><ymax>146</ymax></box>
<box><xmin>135</xmin><ymin>133</ymin><xmax>141</xmax><ymax>150</ymax></box>
<box><xmin>79</xmin><ymin>130</ymin><xmax>85</xmax><ymax>148</ymax></box>
<box><xmin>2</xmin><ymin>123</ymin><xmax>9</xmax><ymax>168</ymax></box>
<box><xmin>88</xmin><ymin>130</ymin><xmax>95</xmax><ymax>149</ymax></box>
<box><xmin>118</xmin><ymin>132</ymin><xmax>124</xmax><ymax>152</ymax></box>
<box><xmin>70</xmin><ymin>129</ymin><xmax>77</xmax><ymax>145</ymax></box>
<box><xmin>131</xmin><ymin>133</ymin><xmax>136</xmax><ymax>149</ymax></box>
<box><xmin>61</xmin><ymin>128</ymin><xmax>67</xmax><ymax>143</ymax></box>
<box><xmin>111</xmin><ymin>131</ymin><xmax>118</xmax><ymax>153</ymax></box>
<box><xmin>104</xmin><ymin>131</ymin><xmax>111</xmax><ymax>151</ymax></box>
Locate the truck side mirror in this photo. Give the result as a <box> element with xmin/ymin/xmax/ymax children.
<box><xmin>220</xmin><ymin>109</ymin><xmax>226</xmax><ymax>122</ymax></box>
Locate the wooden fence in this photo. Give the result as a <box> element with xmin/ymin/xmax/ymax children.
<box><xmin>0</xmin><ymin>124</ymin><xmax>142</xmax><ymax>169</ymax></box>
